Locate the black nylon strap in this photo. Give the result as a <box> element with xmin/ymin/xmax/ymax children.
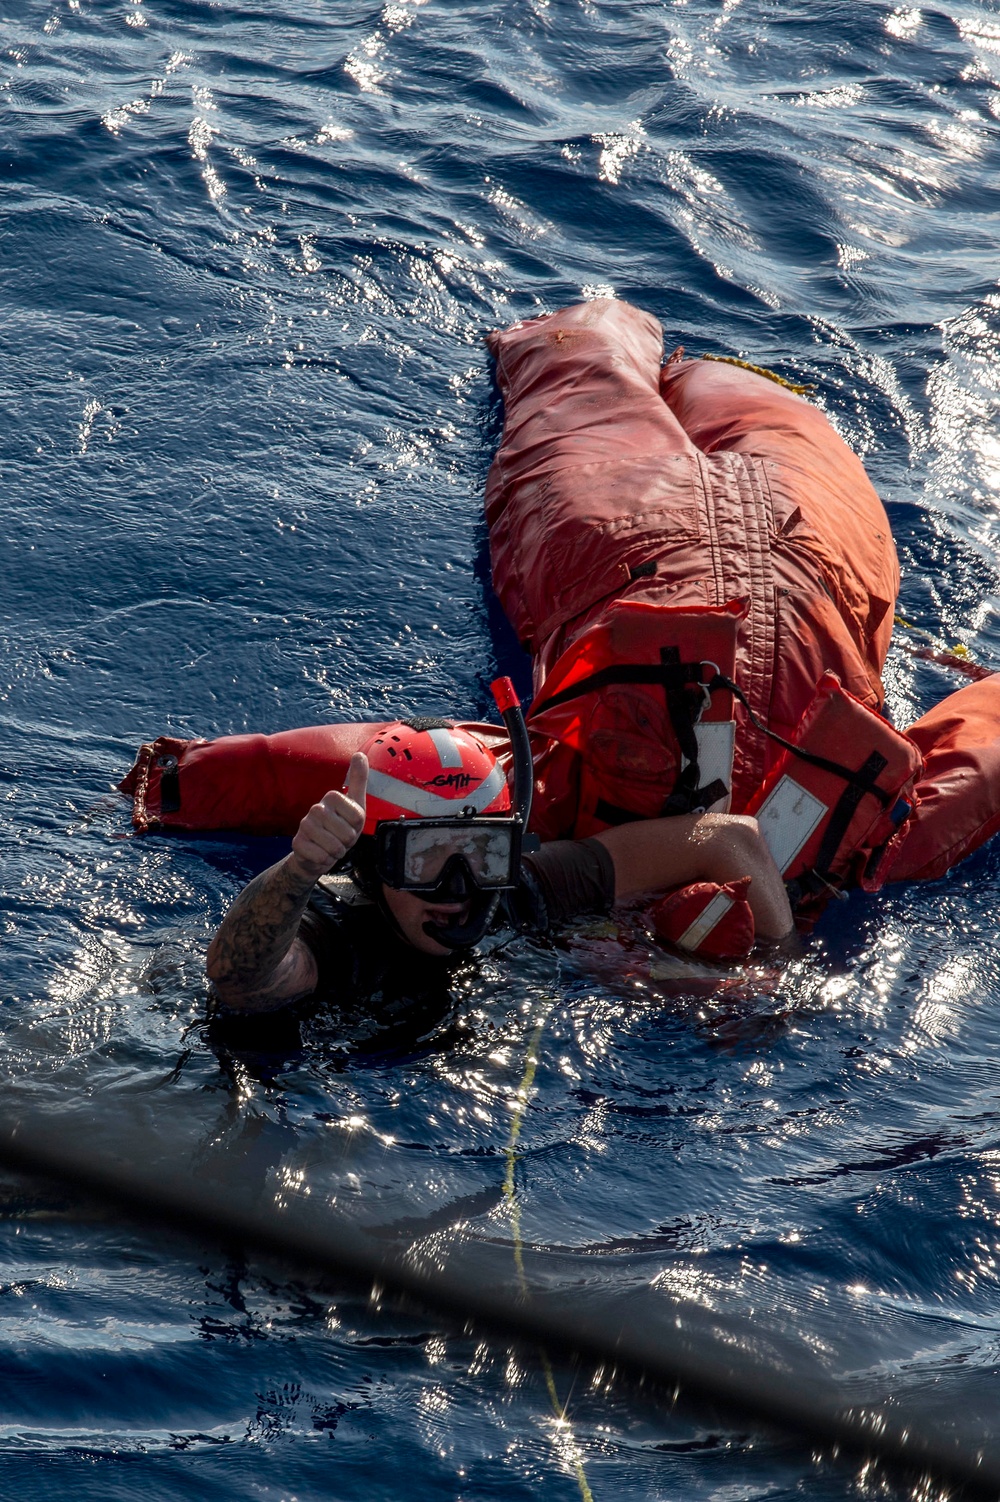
<box><xmin>159</xmin><ymin>766</ymin><xmax>181</xmax><ymax>814</ymax></box>
<box><xmin>711</xmin><ymin>674</ymin><xmax>893</xmax><ymax>809</ymax></box>
<box><xmin>649</xmin><ymin>645</ymin><xmax>730</xmax><ymax>817</ymax></box>
<box><xmin>660</xmin><ymin>647</ymin><xmax>701</xmax><ymax>794</ymax></box>
<box><xmin>661</xmin><ymin>776</ymin><xmax>729</xmax><ymax>816</ymax></box>
<box><xmin>593</xmin><ymin>798</ymin><xmax>646</xmax><ymax>828</ymax></box>
<box><xmin>812</xmin><ymin>750</ymin><xmax>888</xmax><ymax>879</ymax></box>
<box><xmin>532</xmin><ymin>660</ymin><xmax>708</xmax><ymax>716</ymax></box>
<box><xmin>593</xmin><ymin>777</ymin><xmax>729</xmax><ymax>828</ymax></box>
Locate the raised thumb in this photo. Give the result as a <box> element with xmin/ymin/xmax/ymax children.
<box><xmin>344</xmin><ymin>751</ymin><xmax>369</xmax><ymax>813</ymax></box>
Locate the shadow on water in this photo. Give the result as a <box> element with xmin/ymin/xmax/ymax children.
<box><xmin>472</xmin><ymin>512</ymin><xmax>535</xmax><ymax>710</ymax></box>
<box><xmin>471</xmin><ymin>373</ymin><xmax>535</xmax><ymax>710</ymax></box>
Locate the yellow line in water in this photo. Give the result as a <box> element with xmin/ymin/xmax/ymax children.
<box><xmin>503</xmin><ymin>1008</ymin><xmax>595</xmax><ymax>1502</ymax></box>
<box><xmin>893</xmin><ymin>612</ymin><xmax>970</xmax><ymax>657</ymax></box>
<box><xmin>700</xmin><ymin>351</ymin><xmax>814</xmax><ymax>394</ymax></box>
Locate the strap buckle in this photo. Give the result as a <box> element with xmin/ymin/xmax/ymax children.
<box><xmin>694</xmin><ymin>661</ymin><xmax>721</xmax><ymax>722</ymax></box>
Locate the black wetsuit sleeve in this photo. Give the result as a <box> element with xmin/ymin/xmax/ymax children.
<box><xmin>515</xmin><ymin>837</ymin><xmax>616</xmax><ymax>931</ymax></box>
<box><xmin>298</xmin><ymin>891</ymin><xmax>361</xmax><ymax>998</ymax></box>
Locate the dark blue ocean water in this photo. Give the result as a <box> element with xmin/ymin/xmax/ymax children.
<box><xmin>3</xmin><ymin>0</ymin><xmax>1000</xmax><ymax>1497</ymax></box>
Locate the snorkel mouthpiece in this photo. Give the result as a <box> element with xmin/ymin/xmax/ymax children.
<box><xmin>422</xmin><ymin>892</ymin><xmax>500</xmax><ymax>951</ymax></box>
<box><xmin>417</xmin><ymin>855</ymin><xmax>495</xmax><ymax>950</ymax></box>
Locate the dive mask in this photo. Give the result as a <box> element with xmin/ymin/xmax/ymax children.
<box><xmin>373</xmin><ymin>814</ymin><xmax>522</xmax><ymax>896</ymax></box>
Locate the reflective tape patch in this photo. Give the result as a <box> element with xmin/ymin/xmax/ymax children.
<box><xmin>677</xmin><ymin>890</ymin><xmax>734</xmax><ymax>951</ymax></box>
<box><xmin>693</xmin><ymin>720</ymin><xmax>735</xmax><ymax>812</ymax></box>
<box><xmin>755</xmin><ymin>775</ymin><xmax>828</xmax><ymax>874</ymax></box>
<box><xmin>427</xmin><ymin>728</ymin><xmax>463</xmax><ymax>768</ymax></box>
<box><xmin>367</xmin><ymin>761</ymin><xmax>507</xmax><ymax>818</ymax></box>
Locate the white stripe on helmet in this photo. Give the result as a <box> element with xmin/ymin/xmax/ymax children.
<box><xmin>367</xmin><ymin>761</ymin><xmax>508</xmax><ymax>819</ymax></box>
<box><xmin>427</xmin><ymin>727</ymin><xmax>463</xmax><ymax>768</ymax></box>
<box><xmin>466</xmin><ymin>761</ymin><xmax>508</xmax><ymax>811</ymax></box>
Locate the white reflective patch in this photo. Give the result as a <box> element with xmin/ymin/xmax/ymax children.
<box><xmin>755</xmin><ymin>776</ymin><xmax>829</xmax><ymax>875</ymax></box>
<box><xmin>367</xmin><ymin>768</ymin><xmax>466</xmax><ymax>817</ymax></box>
<box><xmin>469</xmin><ymin>761</ymin><xmax>508</xmax><ymax>811</ymax></box>
<box><xmin>317</xmin><ymin>872</ymin><xmax>371</xmax><ymax>907</ymax></box>
<box><xmin>693</xmin><ymin>721</ymin><xmax>735</xmax><ymax>812</ymax></box>
<box><xmin>427</xmin><ymin>727</ymin><xmax>463</xmax><ymax>768</ymax></box>
<box><xmin>677</xmin><ymin>890</ymin><xmax>734</xmax><ymax>952</ymax></box>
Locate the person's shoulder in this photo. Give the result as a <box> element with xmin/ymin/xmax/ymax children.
<box><xmin>315</xmin><ymin>872</ymin><xmax>373</xmax><ymax>909</ymax></box>
<box><xmin>516</xmin><ymin>837</ymin><xmax>616</xmax><ymax>929</ymax></box>
<box><xmin>301</xmin><ymin>872</ymin><xmax>378</xmax><ymax>957</ymax></box>
<box><xmin>298</xmin><ymin>872</ymin><xmax>396</xmax><ymax>1000</ymax></box>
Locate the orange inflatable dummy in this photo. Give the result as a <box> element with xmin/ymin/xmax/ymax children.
<box><xmin>120</xmin><ymin>300</ymin><xmax>1000</xmax><ymax>928</ymax></box>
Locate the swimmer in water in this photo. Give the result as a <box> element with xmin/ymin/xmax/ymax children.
<box><xmin>206</xmin><ymin>717</ymin><xmax>793</xmax><ymax>1014</ymax></box>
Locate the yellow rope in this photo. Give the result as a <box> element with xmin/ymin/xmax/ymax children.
<box><xmin>503</xmin><ymin>1010</ymin><xmax>596</xmax><ymax>1502</ymax></box>
<box><xmin>893</xmin><ymin>612</ymin><xmax>970</xmax><ymax>658</ymax></box>
<box><xmin>700</xmin><ymin>351</ymin><xmax>815</xmax><ymax>395</ymax></box>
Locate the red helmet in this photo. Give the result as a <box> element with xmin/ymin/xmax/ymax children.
<box><xmin>360</xmin><ymin>720</ymin><xmax>511</xmax><ymax>837</ymax></box>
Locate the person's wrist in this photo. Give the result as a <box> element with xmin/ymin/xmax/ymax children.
<box><xmin>284</xmin><ymin>852</ymin><xmax>322</xmax><ymax>891</ymax></box>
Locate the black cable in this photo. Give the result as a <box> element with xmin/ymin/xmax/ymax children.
<box><xmin>712</xmin><ymin>672</ymin><xmax>893</xmax><ymax>806</ymax></box>
<box><xmin>0</xmin><ymin>1108</ymin><xmax>996</xmax><ymax>1499</ymax></box>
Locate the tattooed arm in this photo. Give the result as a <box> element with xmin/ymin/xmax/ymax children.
<box><xmin>205</xmin><ymin>858</ymin><xmax>322</xmax><ymax>1012</ymax></box>
<box><xmin>206</xmin><ymin>753</ymin><xmax>368</xmax><ymax>1012</ymax></box>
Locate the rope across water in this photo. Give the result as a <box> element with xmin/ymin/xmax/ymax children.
<box><xmin>503</xmin><ymin>1005</ymin><xmax>596</xmax><ymax>1502</ymax></box>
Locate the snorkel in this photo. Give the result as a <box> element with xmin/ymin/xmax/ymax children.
<box><xmin>420</xmin><ymin>678</ymin><xmax>532</xmax><ymax>952</ymax></box>
<box><xmin>491</xmin><ymin>675</ymin><xmax>533</xmax><ymax>835</ymax></box>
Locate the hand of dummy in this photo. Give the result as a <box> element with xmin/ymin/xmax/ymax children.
<box><xmin>650</xmin><ymin>875</ymin><xmax>756</xmax><ymax>962</ymax></box>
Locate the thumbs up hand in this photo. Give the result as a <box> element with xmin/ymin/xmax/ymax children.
<box><xmin>288</xmin><ymin>752</ymin><xmax>369</xmax><ymax>886</ymax></box>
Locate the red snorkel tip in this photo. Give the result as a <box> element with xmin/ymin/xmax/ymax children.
<box><xmin>489</xmin><ymin>677</ymin><xmax>533</xmax><ymax>831</ymax></box>
<box><xmin>491</xmin><ymin>676</ymin><xmax>521</xmax><ymax>714</ymax></box>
